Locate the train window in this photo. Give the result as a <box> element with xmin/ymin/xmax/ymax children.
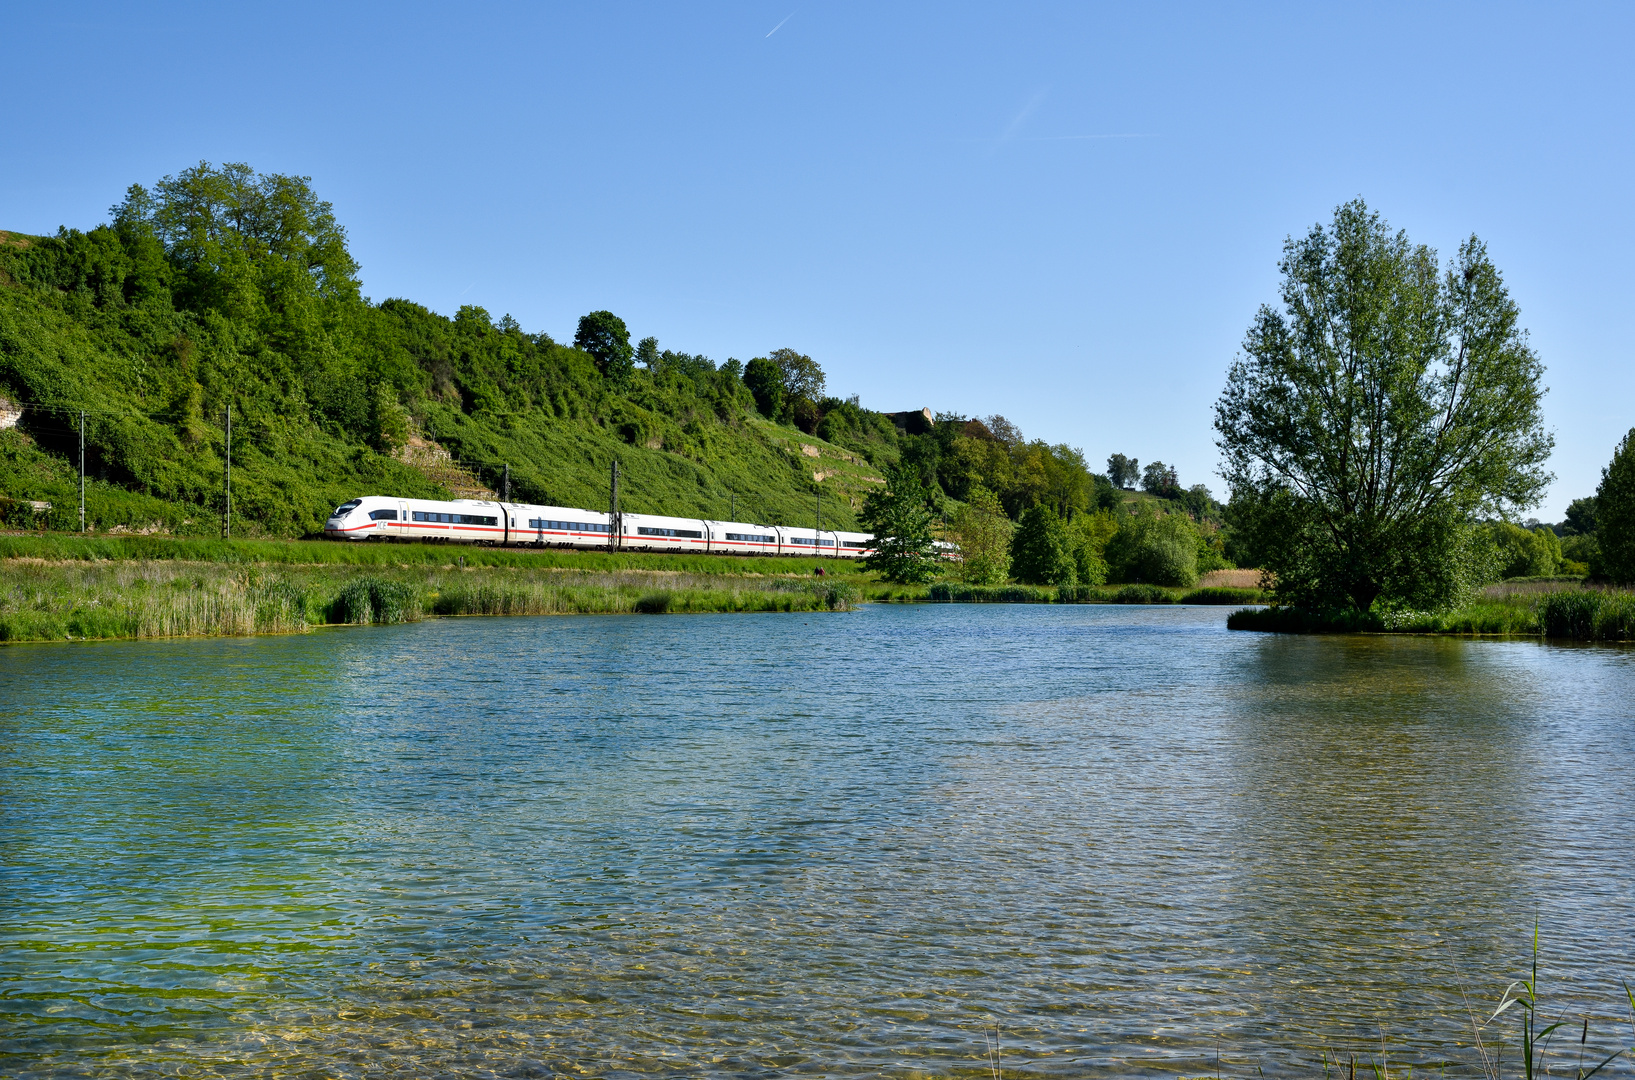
<box><xmin>529</xmin><ymin>519</ymin><xmax>609</xmax><ymax>533</ymax></box>
<box><xmin>725</xmin><ymin>532</ymin><xmax>775</xmax><ymax>543</ymax></box>
<box><xmin>844</xmin><ymin>539</ymin><xmax>869</xmax><ymax>547</ymax></box>
<box><xmin>636</xmin><ymin>526</ymin><xmax>702</xmax><ymax>538</ymax></box>
<box><xmin>789</xmin><ymin>537</ymin><xmax>836</xmax><ymax>547</ymax></box>
<box><xmin>333</xmin><ymin>500</ymin><xmax>361</xmax><ymax>516</ymax></box>
<box><xmin>368</xmin><ymin>509</ymin><xmax>398</xmax><ymax>521</ymax></box>
<box><xmin>456</xmin><ymin>514</ymin><xmax>496</xmax><ymax>526</ymax></box>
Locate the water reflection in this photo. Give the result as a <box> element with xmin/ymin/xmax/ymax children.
<box><xmin>1</xmin><ymin>608</ymin><xmax>1632</xmax><ymax>1077</ymax></box>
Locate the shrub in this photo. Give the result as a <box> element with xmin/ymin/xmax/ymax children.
<box><xmin>329</xmin><ymin>577</ymin><xmax>420</xmax><ymax>624</ymax></box>
<box><xmin>1489</xmin><ymin>521</ymin><xmax>1563</xmax><ymax>578</ymax></box>
<box><xmin>1538</xmin><ymin>589</ymin><xmax>1635</xmax><ymax>640</ymax></box>
<box><xmin>1114</xmin><ymin>584</ymin><xmax>1172</xmax><ymax>604</ymax></box>
<box><xmin>1180</xmin><ymin>586</ymin><xmax>1262</xmax><ymax>605</ymax></box>
<box><xmin>634</xmin><ymin>591</ymin><xmax>673</xmax><ymax>614</ymax></box>
<box><xmin>949</xmin><ymin>485</ymin><xmax>1013</xmax><ymax>585</ymax></box>
<box><xmin>814</xmin><ymin>580</ymin><xmax>859</xmax><ymax>610</ymax></box>
<box><xmin>1105</xmin><ymin>509</ymin><xmax>1199</xmax><ymax>587</ymax></box>
<box><xmin>1011</xmin><ymin>505</ymin><xmax>1076</xmax><ymax>586</ymax></box>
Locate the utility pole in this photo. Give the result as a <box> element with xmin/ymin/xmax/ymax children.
<box><xmin>79</xmin><ymin>410</ymin><xmax>85</xmax><ymax>533</ymax></box>
<box><xmin>223</xmin><ymin>404</ymin><xmax>231</xmax><ymax>539</ymax></box>
<box><xmin>730</xmin><ymin>492</ymin><xmax>735</xmax><ymax>521</ymax></box>
<box><xmin>608</xmin><ymin>458</ymin><xmax>621</xmax><ymax>550</ymax></box>
<box><xmin>503</xmin><ymin>463</ymin><xmax>510</xmax><ymax>502</ymax></box>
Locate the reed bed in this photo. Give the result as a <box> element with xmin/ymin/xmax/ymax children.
<box><xmin>0</xmin><ymin>560</ymin><xmax>858</xmax><ymax>643</ymax></box>
<box><xmin>0</xmin><ymin>532</ymin><xmax>867</xmax><ymax>578</ymax></box>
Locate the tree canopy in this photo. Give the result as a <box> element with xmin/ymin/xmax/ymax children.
<box><xmin>860</xmin><ymin>466</ymin><xmax>938</xmax><ymax>584</ymax></box>
<box><xmin>1597</xmin><ymin>428</ymin><xmax>1635</xmax><ymax>585</ymax></box>
<box><xmin>1215</xmin><ymin>199</ymin><xmax>1553</xmax><ymax>612</ymax></box>
<box><xmin>574</xmin><ymin>311</ymin><xmax>634</xmax><ymax>386</ymax></box>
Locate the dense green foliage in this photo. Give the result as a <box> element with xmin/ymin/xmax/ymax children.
<box><xmin>947</xmin><ymin>485</ymin><xmax>1012</xmax><ymax>585</ymax></box>
<box><xmin>1103</xmin><ymin>508</ymin><xmax>1201</xmax><ymax>587</ymax></box>
<box><xmin>3</xmin><ymin>163</ymin><xmax>1076</xmax><ymax>540</ymax></box>
<box><xmin>860</xmin><ymin>466</ymin><xmax>939</xmax><ymax>584</ymax></box>
<box><xmin>1</xmin><ymin>162</ymin><xmax>1241</xmax><ymax>593</ymax></box>
<box><xmin>1489</xmin><ymin>521</ymin><xmax>1563</xmax><ymax>579</ymax></box>
<box><xmin>1217</xmin><ymin>199</ymin><xmax>1552</xmax><ymax>614</ymax></box>
<box><xmin>1011</xmin><ymin>505</ymin><xmax>1077</xmax><ymax>586</ymax></box>
<box><xmin>1597</xmin><ymin>427</ymin><xmax>1635</xmax><ymax>585</ymax></box>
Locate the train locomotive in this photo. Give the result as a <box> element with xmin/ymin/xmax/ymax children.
<box><xmin>323</xmin><ymin>495</ymin><xmax>877</xmax><ymax>558</ymax></box>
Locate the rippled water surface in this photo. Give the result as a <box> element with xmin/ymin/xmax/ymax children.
<box><xmin>3</xmin><ymin>605</ymin><xmax>1634</xmax><ymax>1077</ymax></box>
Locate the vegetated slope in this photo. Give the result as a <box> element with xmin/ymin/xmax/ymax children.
<box><xmin>0</xmin><ymin>164</ymin><xmax>1120</xmax><ymax>541</ymax></box>
<box><xmin>0</xmin><ymin>219</ymin><xmax>880</xmax><ymax>536</ymax></box>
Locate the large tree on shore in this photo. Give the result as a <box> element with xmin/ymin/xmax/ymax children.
<box><xmin>1215</xmin><ymin>200</ymin><xmax>1553</xmax><ymax>612</ymax></box>
<box><xmin>1597</xmin><ymin>427</ymin><xmax>1635</xmax><ymax>584</ymax></box>
<box><xmin>861</xmin><ymin>466</ymin><xmax>939</xmax><ymax>584</ymax></box>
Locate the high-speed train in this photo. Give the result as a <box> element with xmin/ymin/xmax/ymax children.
<box><xmin>323</xmin><ymin>495</ymin><xmax>877</xmax><ymax>557</ymax></box>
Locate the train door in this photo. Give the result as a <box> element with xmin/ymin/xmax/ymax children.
<box><xmin>397</xmin><ymin>500</ymin><xmax>409</xmax><ymax>537</ymax></box>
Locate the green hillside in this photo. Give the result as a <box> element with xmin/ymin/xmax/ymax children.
<box><xmin>0</xmin><ymin>163</ymin><xmax>1111</xmax><ymax>540</ymax></box>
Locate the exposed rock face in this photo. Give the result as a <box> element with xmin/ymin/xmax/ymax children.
<box><xmin>883</xmin><ymin>407</ymin><xmax>934</xmax><ymax>435</ymax></box>
<box><xmin>394</xmin><ymin>433</ymin><xmax>495</xmax><ymax>499</ymax></box>
<box><xmin>0</xmin><ymin>397</ymin><xmax>21</xmax><ymax>430</ymax></box>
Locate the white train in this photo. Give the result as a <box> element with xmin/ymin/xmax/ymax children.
<box><xmin>323</xmin><ymin>495</ymin><xmax>877</xmax><ymax>558</ymax></box>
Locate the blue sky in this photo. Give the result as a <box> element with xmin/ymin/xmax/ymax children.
<box><xmin>4</xmin><ymin>2</ymin><xmax>1631</xmax><ymax>518</ymax></box>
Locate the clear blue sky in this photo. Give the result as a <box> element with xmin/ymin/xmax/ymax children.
<box><xmin>5</xmin><ymin>2</ymin><xmax>1631</xmax><ymax>519</ymax></box>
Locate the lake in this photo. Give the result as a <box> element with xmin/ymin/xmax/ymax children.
<box><xmin>2</xmin><ymin>605</ymin><xmax>1633</xmax><ymax>1077</ymax></box>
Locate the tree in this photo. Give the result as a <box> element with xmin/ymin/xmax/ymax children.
<box><xmin>984</xmin><ymin>415</ymin><xmax>1025</xmax><ymax>448</ymax></box>
<box><xmin>769</xmin><ymin>348</ymin><xmax>826</xmax><ymax>401</ymax></box>
<box><xmin>1597</xmin><ymin>428</ymin><xmax>1635</xmax><ymax>584</ymax></box>
<box><xmin>1104</xmin><ymin>508</ymin><xmax>1200</xmax><ymax>587</ymax></box>
<box><xmin>1489</xmin><ymin>521</ymin><xmax>1562</xmax><ymax>579</ymax></box>
<box><xmin>949</xmin><ymin>485</ymin><xmax>1013</xmax><ymax>585</ymax></box>
<box><xmin>1141</xmin><ymin>461</ymin><xmax>1179</xmax><ymax>496</ymax></box>
<box><xmin>109</xmin><ymin>161</ymin><xmax>360</xmax><ymax>328</ymax></box>
<box><xmin>1068</xmin><ymin>510</ymin><xmax>1116</xmax><ymax>585</ymax></box>
<box><xmin>1011</xmin><ymin>505</ymin><xmax>1077</xmax><ymax>586</ymax></box>
<box><xmin>861</xmin><ymin>466</ymin><xmax>939</xmax><ymax>583</ymax></box>
<box><xmin>574</xmin><ymin>311</ymin><xmax>633</xmax><ymax>386</ymax></box>
<box><xmin>636</xmin><ymin>336</ymin><xmax>660</xmax><ymax>369</ymax></box>
<box><xmin>743</xmin><ymin>357</ymin><xmax>784</xmax><ymax>419</ymax></box>
<box><xmin>1561</xmin><ymin>496</ymin><xmax>1598</xmax><ymax>537</ymax></box>
<box><xmin>1214</xmin><ymin>199</ymin><xmax>1553</xmax><ymax>613</ymax></box>
<box><xmin>1106</xmin><ymin>453</ymin><xmax>1138</xmax><ymax>489</ymax></box>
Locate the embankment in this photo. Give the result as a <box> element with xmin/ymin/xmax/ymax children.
<box><xmin>0</xmin><ymin>536</ymin><xmax>863</xmax><ymax>643</ymax></box>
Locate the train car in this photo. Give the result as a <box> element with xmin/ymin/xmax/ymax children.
<box><xmin>833</xmin><ymin>530</ymin><xmax>875</xmax><ymax>557</ymax></box>
<box><xmin>324</xmin><ymin>496</ymin><xmax>877</xmax><ymax>558</ymax></box>
<box><xmin>703</xmin><ymin>520</ymin><xmax>782</xmax><ymax>556</ymax></box>
<box><xmin>515</xmin><ymin>505</ymin><xmax>615</xmax><ymax>548</ymax></box>
<box><xmin>620</xmin><ymin>510</ymin><xmax>711</xmax><ymax>553</ymax></box>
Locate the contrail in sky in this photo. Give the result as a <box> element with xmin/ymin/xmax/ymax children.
<box><xmin>766</xmin><ymin>13</ymin><xmax>793</xmax><ymax>37</ymax></box>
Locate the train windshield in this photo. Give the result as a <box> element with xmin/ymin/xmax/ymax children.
<box><xmin>332</xmin><ymin>500</ymin><xmax>362</xmax><ymax>517</ymax></box>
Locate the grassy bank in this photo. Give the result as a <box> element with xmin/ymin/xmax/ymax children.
<box><xmin>0</xmin><ymin>532</ymin><xmax>869</xmax><ymax>577</ymax></box>
<box><xmin>1226</xmin><ymin>583</ymin><xmax>1635</xmax><ymax>641</ymax></box>
<box><xmin>0</xmin><ymin>560</ymin><xmax>860</xmax><ymax>643</ymax></box>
